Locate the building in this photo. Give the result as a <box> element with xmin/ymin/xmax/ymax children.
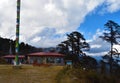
<box><xmin>27</xmin><ymin>52</ymin><xmax>65</xmax><ymax>65</ymax></box>
<box><xmin>3</xmin><ymin>55</ymin><xmax>25</xmax><ymax>64</ymax></box>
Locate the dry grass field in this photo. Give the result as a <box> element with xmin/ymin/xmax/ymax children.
<box><xmin>0</xmin><ymin>65</ymin><xmax>63</xmax><ymax>83</ymax></box>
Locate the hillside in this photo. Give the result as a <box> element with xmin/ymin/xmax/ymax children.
<box><xmin>0</xmin><ymin>37</ymin><xmax>42</xmax><ymax>55</ymax></box>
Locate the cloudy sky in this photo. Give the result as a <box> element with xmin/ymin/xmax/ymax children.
<box><xmin>0</xmin><ymin>0</ymin><xmax>120</xmax><ymax>56</ymax></box>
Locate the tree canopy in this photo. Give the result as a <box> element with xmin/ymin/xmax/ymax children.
<box><xmin>100</xmin><ymin>20</ymin><xmax>120</xmax><ymax>74</ymax></box>
<box><xmin>57</xmin><ymin>31</ymin><xmax>90</xmax><ymax>65</ymax></box>
<box><xmin>0</xmin><ymin>37</ymin><xmax>39</xmax><ymax>56</ymax></box>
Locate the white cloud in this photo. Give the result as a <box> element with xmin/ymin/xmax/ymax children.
<box><xmin>91</xmin><ymin>45</ymin><xmax>101</xmax><ymax>48</ymax></box>
<box><xmin>30</xmin><ymin>36</ymin><xmax>41</xmax><ymax>43</ymax></box>
<box><xmin>106</xmin><ymin>0</ymin><xmax>120</xmax><ymax>13</ymax></box>
<box><xmin>113</xmin><ymin>45</ymin><xmax>120</xmax><ymax>53</ymax></box>
<box><xmin>86</xmin><ymin>29</ymin><xmax>110</xmax><ymax>56</ymax></box>
<box><xmin>100</xmin><ymin>0</ymin><xmax>120</xmax><ymax>14</ymax></box>
<box><xmin>93</xmin><ymin>29</ymin><xmax>104</xmax><ymax>40</ymax></box>
<box><xmin>0</xmin><ymin>0</ymin><xmax>120</xmax><ymax>47</ymax></box>
<box><xmin>86</xmin><ymin>51</ymin><xmax>108</xmax><ymax>57</ymax></box>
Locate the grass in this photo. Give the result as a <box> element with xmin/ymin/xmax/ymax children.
<box><xmin>1</xmin><ymin>65</ymin><xmax>119</xmax><ymax>83</ymax></box>
<box><xmin>55</xmin><ymin>67</ymin><xmax>120</xmax><ymax>83</ymax></box>
<box><xmin>0</xmin><ymin>65</ymin><xmax>63</xmax><ymax>83</ymax></box>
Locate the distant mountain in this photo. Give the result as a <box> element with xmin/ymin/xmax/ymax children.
<box><xmin>42</xmin><ymin>47</ymin><xmax>57</xmax><ymax>52</ymax></box>
<box><xmin>90</xmin><ymin>56</ymin><xmax>103</xmax><ymax>65</ymax></box>
<box><xmin>91</xmin><ymin>56</ymin><xmax>102</xmax><ymax>61</ymax></box>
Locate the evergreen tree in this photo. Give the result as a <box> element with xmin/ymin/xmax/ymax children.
<box><xmin>100</xmin><ymin>20</ymin><xmax>120</xmax><ymax>74</ymax></box>
<box><xmin>57</xmin><ymin>31</ymin><xmax>90</xmax><ymax>64</ymax></box>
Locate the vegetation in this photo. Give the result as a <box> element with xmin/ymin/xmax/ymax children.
<box><xmin>0</xmin><ymin>65</ymin><xmax>63</xmax><ymax>83</ymax></box>
<box><xmin>56</xmin><ymin>20</ymin><xmax>120</xmax><ymax>83</ymax></box>
<box><xmin>56</xmin><ymin>67</ymin><xmax>120</xmax><ymax>83</ymax></box>
<box><xmin>79</xmin><ymin>56</ymin><xmax>98</xmax><ymax>70</ymax></box>
<box><xmin>0</xmin><ymin>57</ymin><xmax>7</xmax><ymax>64</ymax></box>
<box><xmin>100</xmin><ymin>20</ymin><xmax>120</xmax><ymax>74</ymax></box>
<box><xmin>0</xmin><ymin>37</ymin><xmax>42</xmax><ymax>56</ymax></box>
<box><xmin>57</xmin><ymin>31</ymin><xmax>90</xmax><ymax>67</ymax></box>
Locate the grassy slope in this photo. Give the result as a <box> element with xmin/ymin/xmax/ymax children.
<box><xmin>0</xmin><ymin>65</ymin><xmax>63</xmax><ymax>83</ymax></box>
<box><xmin>56</xmin><ymin>67</ymin><xmax>120</xmax><ymax>83</ymax></box>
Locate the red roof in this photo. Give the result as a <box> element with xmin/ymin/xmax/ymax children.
<box><xmin>3</xmin><ymin>55</ymin><xmax>25</xmax><ymax>59</ymax></box>
<box><xmin>27</xmin><ymin>52</ymin><xmax>64</xmax><ymax>57</ymax></box>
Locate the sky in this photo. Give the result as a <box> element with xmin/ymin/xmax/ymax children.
<box><xmin>0</xmin><ymin>0</ymin><xmax>120</xmax><ymax>56</ymax></box>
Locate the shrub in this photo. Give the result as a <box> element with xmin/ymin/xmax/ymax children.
<box><xmin>0</xmin><ymin>57</ymin><xmax>7</xmax><ymax>64</ymax></box>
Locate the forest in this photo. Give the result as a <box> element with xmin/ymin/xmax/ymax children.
<box><xmin>0</xmin><ymin>37</ymin><xmax>42</xmax><ymax>55</ymax></box>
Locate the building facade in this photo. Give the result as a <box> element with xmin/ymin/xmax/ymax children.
<box><xmin>27</xmin><ymin>52</ymin><xmax>65</xmax><ymax>65</ymax></box>
<box><xmin>3</xmin><ymin>55</ymin><xmax>25</xmax><ymax>64</ymax></box>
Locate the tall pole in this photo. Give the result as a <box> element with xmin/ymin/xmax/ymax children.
<box><xmin>15</xmin><ymin>0</ymin><xmax>21</xmax><ymax>65</ymax></box>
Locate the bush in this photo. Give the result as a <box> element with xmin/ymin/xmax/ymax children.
<box><xmin>56</xmin><ymin>66</ymin><xmax>119</xmax><ymax>83</ymax></box>
<box><xmin>0</xmin><ymin>57</ymin><xmax>7</xmax><ymax>64</ymax></box>
<box><xmin>55</xmin><ymin>67</ymin><xmax>69</xmax><ymax>83</ymax></box>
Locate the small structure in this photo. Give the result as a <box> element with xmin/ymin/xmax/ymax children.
<box><xmin>65</xmin><ymin>60</ymin><xmax>73</xmax><ymax>68</ymax></box>
<box><xmin>3</xmin><ymin>55</ymin><xmax>25</xmax><ymax>64</ymax></box>
<box><xmin>66</xmin><ymin>60</ymin><xmax>72</xmax><ymax>65</ymax></box>
<box><xmin>27</xmin><ymin>52</ymin><xmax>65</xmax><ymax>65</ymax></box>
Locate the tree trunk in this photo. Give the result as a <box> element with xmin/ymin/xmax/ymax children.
<box><xmin>110</xmin><ymin>27</ymin><xmax>113</xmax><ymax>74</ymax></box>
<box><xmin>110</xmin><ymin>43</ymin><xmax>113</xmax><ymax>74</ymax></box>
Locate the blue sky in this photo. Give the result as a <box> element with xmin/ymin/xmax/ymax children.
<box><xmin>79</xmin><ymin>10</ymin><xmax>120</xmax><ymax>39</ymax></box>
<box><xmin>80</xmin><ymin>10</ymin><xmax>120</xmax><ymax>56</ymax></box>
<box><xmin>0</xmin><ymin>0</ymin><xmax>120</xmax><ymax>57</ymax></box>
